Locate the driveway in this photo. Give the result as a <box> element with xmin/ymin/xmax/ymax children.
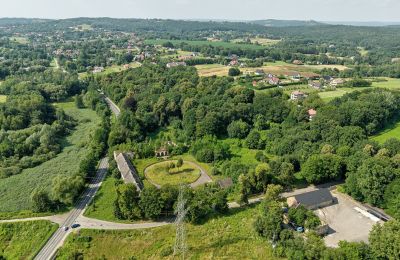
<box><xmin>315</xmin><ymin>190</ymin><xmax>381</xmax><ymax>247</ymax></box>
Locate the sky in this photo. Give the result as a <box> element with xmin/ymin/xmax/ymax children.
<box><xmin>1</xmin><ymin>0</ymin><xmax>400</xmax><ymax>22</ymax></box>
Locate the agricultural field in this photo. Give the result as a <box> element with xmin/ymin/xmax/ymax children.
<box><xmin>9</xmin><ymin>36</ymin><xmax>29</xmax><ymax>44</ymax></box>
<box><xmin>0</xmin><ymin>220</ymin><xmax>58</xmax><ymax>259</ymax></box>
<box><xmin>145</xmin><ymin>39</ymin><xmax>266</xmax><ymax>50</ymax></box>
<box><xmin>196</xmin><ymin>61</ymin><xmax>349</xmax><ymax>78</ymax></box>
<box><xmin>145</xmin><ymin>160</ymin><xmax>201</xmax><ymax>186</ymax></box>
<box><xmin>0</xmin><ymin>95</ymin><xmax>6</xmax><ymax>103</ymax></box>
<box><xmin>0</xmin><ymin>102</ymin><xmax>100</xmax><ymax>214</ymax></box>
<box><xmin>57</xmin><ymin>205</ymin><xmax>278</xmax><ymax>259</ymax></box>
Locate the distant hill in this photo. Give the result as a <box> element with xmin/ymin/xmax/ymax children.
<box><xmin>250</xmin><ymin>19</ymin><xmax>324</xmax><ymax>27</ymax></box>
<box><xmin>0</xmin><ymin>18</ymin><xmax>50</xmax><ymax>26</ymax></box>
<box><xmin>323</xmin><ymin>21</ymin><xmax>400</xmax><ymax>27</ymax></box>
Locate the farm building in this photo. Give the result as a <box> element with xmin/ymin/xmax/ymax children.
<box><xmin>287</xmin><ymin>189</ymin><xmax>334</xmax><ymax>210</ymax></box>
<box><xmin>114</xmin><ymin>151</ymin><xmax>144</xmax><ymax>192</ymax></box>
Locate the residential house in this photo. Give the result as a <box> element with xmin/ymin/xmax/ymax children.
<box><xmin>290</xmin><ymin>91</ymin><xmax>306</xmax><ymax>100</ymax></box>
<box><xmin>93</xmin><ymin>66</ymin><xmax>104</xmax><ymax>73</ymax></box>
<box><xmin>269</xmin><ymin>77</ymin><xmax>280</xmax><ymax>85</ymax></box>
<box><xmin>308</xmin><ymin>108</ymin><xmax>317</xmax><ymax>121</ymax></box>
<box><xmin>254</xmin><ymin>69</ymin><xmax>265</xmax><ymax>76</ymax></box>
<box><xmin>166</xmin><ymin>62</ymin><xmax>187</xmax><ymax>68</ymax></box>
<box><xmin>330</xmin><ymin>78</ymin><xmax>345</xmax><ymax>87</ymax></box>
<box><xmin>292</xmin><ymin>60</ymin><xmax>303</xmax><ymax>65</ymax></box>
<box><xmin>309</xmin><ymin>81</ymin><xmax>323</xmax><ymax>90</ymax></box>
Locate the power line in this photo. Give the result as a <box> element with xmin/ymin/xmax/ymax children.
<box><xmin>174</xmin><ymin>185</ymin><xmax>189</xmax><ymax>259</ymax></box>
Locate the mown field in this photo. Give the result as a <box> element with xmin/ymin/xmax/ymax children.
<box><xmin>58</xmin><ymin>205</ymin><xmax>278</xmax><ymax>260</ymax></box>
<box><xmin>0</xmin><ymin>95</ymin><xmax>6</xmax><ymax>103</ymax></box>
<box><xmin>318</xmin><ymin>78</ymin><xmax>400</xmax><ymax>102</ymax></box>
<box><xmin>145</xmin><ymin>160</ymin><xmax>201</xmax><ymax>186</ymax></box>
<box><xmin>0</xmin><ymin>102</ymin><xmax>100</xmax><ymax>215</ymax></box>
<box><xmin>0</xmin><ymin>220</ymin><xmax>58</xmax><ymax>259</ymax></box>
<box><xmin>145</xmin><ymin>39</ymin><xmax>266</xmax><ymax>50</ymax></box>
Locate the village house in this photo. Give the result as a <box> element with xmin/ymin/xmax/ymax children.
<box><xmin>330</xmin><ymin>78</ymin><xmax>345</xmax><ymax>87</ymax></box>
<box><xmin>292</xmin><ymin>60</ymin><xmax>303</xmax><ymax>65</ymax></box>
<box><xmin>228</xmin><ymin>59</ymin><xmax>239</xmax><ymax>66</ymax></box>
<box><xmin>93</xmin><ymin>66</ymin><xmax>104</xmax><ymax>73</ymax></box>
<box><xmin>269</xmin><ymin>77</ymin><xmax>281</xmax><ymax>85</ymax></box>
<box><xmin>290</xmin><ymin>91</ymin><xmax>306</xmax><ymax>100</ymax></box>
<box><xmin>254</xmin><ymin>69</ymin><xmax>265</xmax><ymax>76</ymax></box>
<box><xmin>309</xmin><ymin>81</ymin><xmax>323</xmax><ymax>90</ymax></box>
<box><xmin>166</xmin><ymin>62</ymin><xmax>187</xmax><ymax>68</ymax></box>
<box><xmin>308</xmin><ymin>108</ymin><xmax>317</xmax><ymax>121</ymax></box>
<box><xmin>286</xmin><ymin>72</ymin><xmax>301</xmax><ymax>81</ymax></box>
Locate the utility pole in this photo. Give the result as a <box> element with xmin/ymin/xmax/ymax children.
<box><xmin>174</xmin><ymin>185</ymin><xmax>188</xmax><ymax>259</ymax></box>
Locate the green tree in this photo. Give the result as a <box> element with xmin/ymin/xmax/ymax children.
<box><xmin>31</xmin><ymin>189</ymin><xmax>53</xmax><ymax>213</ymax></box>
<box><xmin>369</xmin><ymin>220</ymin><xmax>400</xmax><ymax>260</ymax></box>
<box><xmin>228</xmin><ymin>67</ymin><xmax>240</xmax><ymax>77</ymax></box>
<box><xmin>139</xmin><ymin>186</ymin><xmax>164</xmax><ymax>220</ymax></box>
<box><xmin>227</xmin><ymin>120</ymin><xmax>250</xmax><ymax>138</ymax></box>
<box><xmin>115</xmin><ymin>184</ymin><xmax>141</xmax><ymax>220</ymax></box>
<box><xmin>51</xmin><ymin>175</ymin><xmax>84</xmax><ymax>206</ymax></box>
<box><xmin>302</xmin><ymin>154</ymin><xmax>345</xmax><ymax>184</ymax></box>
<box><xmin>74</xmin><ymin>94</ymin><xmax>85</xmax><ymax>108</ymax></box>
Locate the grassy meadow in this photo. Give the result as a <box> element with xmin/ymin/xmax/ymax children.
<box><xmin>57</xmin><ymin>205</ymin><xmax>278</xmax><ymax>260</ymax></box>
<box><xmin>84</xmin><ymin>175</ymin><xmax>123</xmax><ymax>222</ymax></box>
<box><xmin>0</xmin><ymin>102</ymin><xmax>100</xmax><ymax>214</ymax></box>
<box><xmin>0</xmin><ymin>220</ymin><xmax>58</xmax><ymax>259</ymax></box>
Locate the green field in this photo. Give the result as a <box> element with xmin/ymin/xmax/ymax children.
<box><xmin>145</xmin><ymin>160</ymin><xmax>201</xmax><ymax>186</ymax></box>
<box><xmin>0</xmin><ymin>102</ymin><xmax>100</xmax><ymax>214</ymax></box>
<box><xmin>145</xmin><ymin>39</ymin><xmax>266</xmax><ymax>50</ymax></box>
<box><xmin>318</xmin><ymin>78</ymin><xmax>400</xmax><ymax>102</ymax></box>
<box><xmin>0</xmin><ymin>95</ymin><xmax>6</xmax><ymax>103</ymax></box>
<box><xmin>9</xmin><ymin>36</ymin><xmax>29</xmax><ymax>44</ymax></box>
<box><xmin>372</xmin><ymin>121</ymin><xmax>400</xmax><ymax>143</ymax></box>
<box><xmin>84</xmin><ymin>175</ymin><xmax>122</xmax><ymax>222</ymax></box>
<box><xmin>0</xmin><ymin>220</ymin><xmax>58</xmax><ymax>259</ymax></box>
<box><xmin>221</xmin><ymin>138</ymin><xmax>264</xmax><ymax>165</ymax></box>
<box><xmin>57</xmin><ymin>205</ymin><xmax>278</xmax><ymax>259</ymax></box>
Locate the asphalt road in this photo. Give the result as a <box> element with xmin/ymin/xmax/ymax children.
<box><xmin>104</xmin><ymin>96</ymin><xmax>120</xmax><ymax>117</ymax></box>
<box><xmin>34</xmin><ymin>157</ymin><xmax>109</xmax><ymax>260</ymax></box>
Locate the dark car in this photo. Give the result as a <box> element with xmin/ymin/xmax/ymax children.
<box><xmin>71</xmin><ymin>223</ymin><xmax>80</xmax><ymax>229</ymax></box>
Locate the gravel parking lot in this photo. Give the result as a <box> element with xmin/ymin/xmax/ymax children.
<box><xmin>314</xmin><ymin>190</ymin><xmax>381</xmax><ymax>247</ymax></box>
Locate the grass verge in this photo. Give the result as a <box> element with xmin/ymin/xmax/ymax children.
<box><xmin>0</xmin><ymin>220</ymin><xmax>58</xmax><ymax>259</ymax></box>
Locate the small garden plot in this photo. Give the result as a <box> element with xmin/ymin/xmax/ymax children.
<box><xmin>145</xmin><ymin>160</ymin><xmax>201</xmax><ymax>186</ymax></box>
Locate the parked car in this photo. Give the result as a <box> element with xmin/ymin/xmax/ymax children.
<box><xmin>63</xmin><ymin>226</ymin><xmax>69</xmax><ymax>231</ymax></box>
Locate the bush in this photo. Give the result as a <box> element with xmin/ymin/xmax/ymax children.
<box><xmin>228</xmin><ymin>67</ymin><xmax>240</xmax><ymax>76</ymax></box>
